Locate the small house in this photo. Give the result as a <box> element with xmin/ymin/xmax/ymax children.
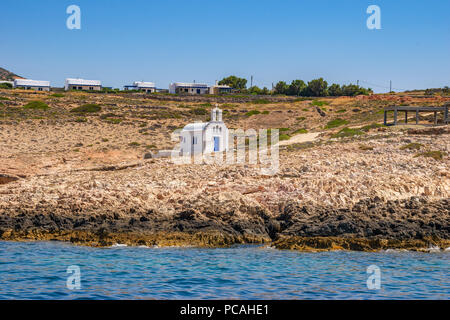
<box><xmin>169</xmin><ymin>82</ymin><xmax>209</xmax><ymax>95</ymax></box>
<box><xmin>124</xmin><ymin>81</ymin><xmax>156</xmax><ymax>93</ymax></box>
<box><xmin>209</xmin><ymin>82</ymin><xmax>232</xmax><ymax>95</ymax></box>
<box><xmin>13</xmin><ymin>79</ymin><xmax>50</xmax><ymax>91</ymax></box>
<box><xmin>65</xmin><ymin>78</ymin><xmax>102</xmax><ymax>91</ymax></box>
<box><xmin>179</xmin><ymin>106</ymin><xmax>229</xmax><ymax>155</ymax></box>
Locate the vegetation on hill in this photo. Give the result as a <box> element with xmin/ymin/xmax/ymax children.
<box><xmin>23</xmin><ymin>100</ymin><xmax>49</xmax><ymax>110</ymax></box>
<box><xmin>0</xmin><ymin>67</ymin><xmax>22</xmax><ymax>81</ymax></box>
<box><xmin>70</xmin><ymin>104</ymin><xmax>102</xmax><ymax>113</ymax></box>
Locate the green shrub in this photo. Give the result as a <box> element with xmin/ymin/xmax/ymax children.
<box><xmin>70</xmin><ymin>104</ymin><xmax>101</xmax><ymax>113</ymax></box>
<box><xmin>74</xmin><ymin>117</ymin><xmax>87</xmax><ymax>123</ymax></box>
<box><xmin>279</xmin><ymin>134</ymin><xmax>290</xmax><ymax>141</ymax></box>
<box><xmin>414</xmin><ymin>151</ymin><xmax>445</xmax><ymax>160</ymax></box>
<box><xmin>325</xmin><ymin>118</ymin><xmax>349</xmax><ymax>129</ymax></box>
<box><xmin>0</xmin><ymin>83</ymin><xmax>12</xmax><ymax>89</ymax></box>
<box><xmin>245</xmin><ymin>110</ymin><xmax>261</xmax><ymax>116</ymax></box>
<box><xmin>23</xmin><ymin>100</ymin><xmax>49</xmax><ymax>110</ymax></box>
<box><xmin>0</xmin><ymin>96</ymin><xmax>9</xmax><ymax>100</ymax></box>
<box><xmin>331</xmin><ymin>127</ymin><xmax>364</xmax><ymax>138</ymax></box>
<box><xmin>361</xmin><ymin>123</ymin><xmax>384</xmax><ymax>132</ymax></box>
<box><xmin>278</xmin><ymin>127</ymin><xmax>290</xmax><ymax>132</ymax></box>
<box><xmin>400</xmin><ymin>143</ymin><xmax>423</xmax><ymax>150</ymax></box>
<box><xmin>336</xmin><ymin>109</ymin><xmax>346</xmax><ymax>113</ymax></box>
<box><xmin>292</xmin><ymin>128</ymin><xmax>308</xmax><ymax>134</ymax></box>
<box><xmin>128</xmin><ymin>142</ymin><xmax>140</xmax><ymax>147</ymax></box>
<box><xmin>105</xmin><ymin>118</ymin><xmax>122</xmax><ymax>124</ymax></box>
<box><xmin>191</xmin><ymin>108</ymin><xmax>207</xmax><ymax>115</ymax></box>
<box><xmin>296</xmin><ymin>116</ymin><xmax>306</xmax><ymax>121</ymax></box>
<box><xmin>51</xmin><ymin>93</ymin><xmax>64</xmax><ymax>98</ymax></box>
<box><xmin>311</xmin><ymin>100</ymin><xmax>329</xmax><ymax>107</ymax></box>
<box><xmin>262</xmin><ymin>110</ymin><xmax>270</xmax><ymax>115</ymax></box>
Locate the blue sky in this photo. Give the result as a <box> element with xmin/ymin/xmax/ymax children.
<box><xmin>1</xmin><ymin>0</ymin><xmax>449</xmax><ymax>92</ymax></box>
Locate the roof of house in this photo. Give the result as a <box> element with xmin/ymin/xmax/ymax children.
<box><xmin>133</xmin><ymin>81</ymin><xmax>155</xmax><ymax>88</ymax></box>
<box><xmin>14</xmin><ymin>79</ymin><xmax>50</xmax><ymax>87</ymax></box>
<box><xmin>65</xmin><ymin>78</ymin><xmax>101</xmax><ymax>86</ymax></box>
<box><xmin>211</xmin><ymin>84</ymin><xmax>232</xmax><ymax>89</ymax></box>
<box><xmin>171</xmin><ymin>82</ymin><xmax>208</xmax><ymax>88</ymax></box>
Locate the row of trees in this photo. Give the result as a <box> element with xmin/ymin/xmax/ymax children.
<box><xmin>218</xmin><ymin>75</ymin><xmax>373</xmax><ymax>97</ymax></box>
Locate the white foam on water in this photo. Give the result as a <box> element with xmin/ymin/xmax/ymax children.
<box><xmin>426</xmin><ymin>245</ymin><xmax>441</xmax><ymax>253</ymax></box>
<box><xmin>111</xmin><ymin>243</ymin><xmax>128</xmax><ymax>247</ymax></box>
<box><xmin>383</xmin><ymin>248</ymin><xmax>409</xmax><ymax>253</ymax></box>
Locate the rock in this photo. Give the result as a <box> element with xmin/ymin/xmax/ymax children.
<box><xmin>143</xmin><ymin>152</ymin><xmax>153</xmax><ymax>159</ymax></box>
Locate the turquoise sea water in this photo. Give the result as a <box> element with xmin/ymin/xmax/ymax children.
<box><xmin>0</xmin><ymin>241</ymin><xmax>448</xmax><ymax>300</ymax></box>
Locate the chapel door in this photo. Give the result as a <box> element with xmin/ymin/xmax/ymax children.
<box><xmin>214</xmin><ymin>137</ymin><xmax>220</xmax><ymax>152</ymax></box>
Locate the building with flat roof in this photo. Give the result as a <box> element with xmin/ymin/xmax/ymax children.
<box><xmin>209</xmin><ymin>83</ymin><xmax>232</xmax><ymax>95</ymax></box>
<box><xmin>65</xmin><ymin>78</ymin><xmax>102</xmax><ymax>91</ymax></box>
<box><xmin>169</xmin><ymin>82</ymin><xmax>209</xmax><ymax>95</ymax></box>
<box><xmin>124</xmin><ymin>81</ymin><xmax>156</xmax><ymax>93</ymax></box>
<box><xmin>13</xmin><ymin>79</ymin><xmax>50</xmax><ymax>91</ymax></box>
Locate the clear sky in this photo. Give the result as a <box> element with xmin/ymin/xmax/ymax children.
<box><xmin>1</xmin><ymin>0</ymin><xmax>449</xmax><ymax>92</ymax></box>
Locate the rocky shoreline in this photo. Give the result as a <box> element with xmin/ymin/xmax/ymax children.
<box><xmin>1</xmin><ymin>196</ymin><xmax>448</xmax><ymax>251</ymax></box>
<box><xmin>0</xmin><ymin>90</ymin><xmax>448</xmax><ymax>252</ymax></box>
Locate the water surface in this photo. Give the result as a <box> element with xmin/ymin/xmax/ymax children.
<box><xmin>0</xmin><ymin>241</ymin><xmax>448</xmax><ymax>299</ymax></box>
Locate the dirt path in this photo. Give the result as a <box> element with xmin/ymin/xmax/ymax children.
<box><xmin>278</xmin><ymin>132</ymin><xmax>321</xmax><ymax>146</ymax></box>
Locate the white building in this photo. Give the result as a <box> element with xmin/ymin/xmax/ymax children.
<box><xmin>169</xmin><ymin>82</ymin><xmax>209</xmax><ymax>95</ymax></box>
<box><xmin>0</xmin><ymin>80</ymin><xmax>14</xmax><ymax>86</ymax></box>
<box><xmin>124</xmin><ymin>81</ymin><xmax>156</xmax><ymax>93</ymax></box>
<box><xmin>65</xmin><ymin>78</ymin><xmax>102</xmax><ymax>91</ymax></box>
<box><xmin>209</xmin><ymin>81</ymin><xmax>232</xmax><ymax>94</ymax></box>
<box><xmin>179</xmin><ymin>106</ymin><xmax>229</xmax><ymax>155</ymax></box>
<box><xmin>13</xmin><ymin>79</ymin><xmax>50</xmax><ymax>91</ymax></box>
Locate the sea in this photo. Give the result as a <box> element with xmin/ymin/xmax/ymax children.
<box><xmin>0</xmin><ymin>241</ymin><xmax>448</xmax><ymax>299</ymax></box>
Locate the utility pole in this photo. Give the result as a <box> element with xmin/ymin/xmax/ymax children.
<box><xmin>250</xmin><ymin>76</ymin><xmax>253</xmax><ymax>88</ymax></box>
<box><xmin>390</xmin><ymin>80</ymin><xmax>392</xmax><ymax>92</ymax></box>
<box><xmin>357</xmin><ymin>80</ymin><xmax>359</xmax><ymax>86</ymax></box>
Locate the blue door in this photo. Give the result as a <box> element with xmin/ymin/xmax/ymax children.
<box><xmin>214</xmin><ymin>137</ymin><xmax>220</xmax><ymax>152</ymax></box>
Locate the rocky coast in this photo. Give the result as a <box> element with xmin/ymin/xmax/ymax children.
<box><xmin>0</xmin><ymin>90</ymin><xmax>449</xmax><ymax>251</ymax></box>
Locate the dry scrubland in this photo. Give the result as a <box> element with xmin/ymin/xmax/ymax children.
<box><xmin>0</xmin><ymin>89</ymin><xmax>449</xmax><ymax>251</ymax></box>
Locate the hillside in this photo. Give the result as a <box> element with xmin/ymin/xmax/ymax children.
<box><xmin>0</xmin><ymin>67</ymin><xmax>23</xmax><ymax>81</ymax></box>
<box><xmin>0</xmin><ymin>89</ymin><xmax>448</xmax><ymax>250</ymax></box>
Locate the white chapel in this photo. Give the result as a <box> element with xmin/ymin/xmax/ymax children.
<box><xmin>179</xmin><ymin>105</ymin><xmax>229</xmax><ymax>155</ymax></box>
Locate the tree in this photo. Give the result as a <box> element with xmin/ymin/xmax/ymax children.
<box><xmin>341</xmin><ymin>84</ymin><xmax>372</xmax><ymax>96</ymax></box>
<box><xmin>0</xmin><ymin>82</ymin><xmax>12</xmax><ymax>89</ymax></box>
<box><xmin>248</xmin><ymin>86</ymin><xmax>262</xmax><ymax>95</ymax></box>
<box><xmin>261</xmin><ymin>87</ymin><xmax>270</xmax><ymax>95</ymax></box>
<box><xmin>218</xmin><ymin>76</ymin><xmax>247</xmax><ymax>90</ymax></box>
<box><xmin>328</xmin><ymin>83</ymin><xmax>342</xmax><ymax>96</ymax></box>
<box><xmin>306</xmin><ymin>78</ymin><xmax>328</xmax><ymax>96</ymax></box>
<box><xmin>287</xmin><ymin>80</ymin><xmax>307</xmax><ymax>96</ymax></box>
<box><xmin>274</xmin><ymin>81</ymin><xmax>289</xmax><ymax>95</ymax></box>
